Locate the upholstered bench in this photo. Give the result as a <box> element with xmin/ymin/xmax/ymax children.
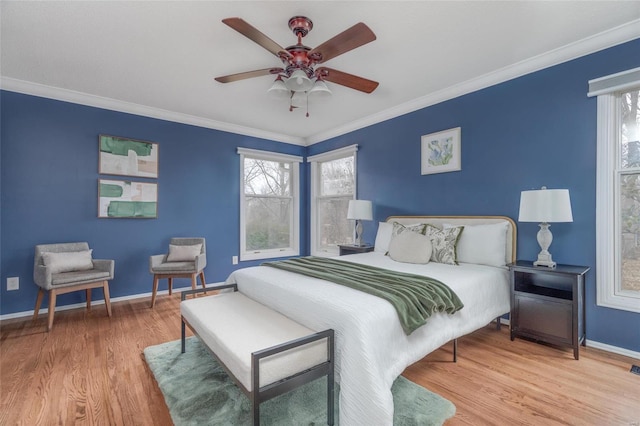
<box><xmin>180</xmin><ymin>284</ymin><xmax>334</xmax><ymax>425</ymax></box>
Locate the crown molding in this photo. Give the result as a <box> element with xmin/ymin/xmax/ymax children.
<box><xmin>2</xmin><ymin>19</ymin><xmax>638</xmax><ymax>148</ymax></box>
<box><xmin>306</xmin><ymin>19</ymin><xmax>640</xmax><ymax>145</ymax></box>
<box><xmin>0</xmin><ymin>77</ymin><xmax>306</xmax><ymax>146</ymax></box>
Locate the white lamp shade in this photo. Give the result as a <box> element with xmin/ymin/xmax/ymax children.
<box><xmin>284</xmin><ymin>69</ymin><xmax>313</xmax><ymax>92</ymax></box>
<box><xmin>290</xmin><ymin>91</ymin><xmax>306</xmax><ymax>108</ymax></box>
<box><xmin>518</xmin><ymin>188</ymin><xmax>573</xmax><ymax>223</ymax></box>
<box><xmin>267</xmin><ymin>78</ymin><xmax>290</xmax><ymax>100</ymax></box>
<box><xmin>347</xmin><ymin>200</ymin><xmax>373</xmax><ymax>220</ymax></box>
<box><xmin>308</xmin><ymin>79</ymin><xmax>332</xmax><ymax>98</ymax></box>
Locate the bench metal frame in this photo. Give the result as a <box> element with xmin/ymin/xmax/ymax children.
<box><xmin>181</xmin><ymin>284</ymin><xmax>335</xmax><ymax>426</ymax></box>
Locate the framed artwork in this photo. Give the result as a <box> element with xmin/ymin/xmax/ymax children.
<box><xmin>421</xmin><ymin>127</ymin><xmax>461</xmax><ymax>175</ymax></box>
<box><xmin>98</xmin><ymin>179</ymin><xmax>158</xmax><ymax>218</ymax></box>
<box><xmin>99</xmin><ymin>134</ymin><xmax>158</xmax><ymax>178</ymax></box>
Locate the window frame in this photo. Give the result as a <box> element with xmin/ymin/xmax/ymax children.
<box><xmin>308</xmin><ymin>145</ymin><xmax>358</xmax><ymax>257</ymax></box>
<box><xmin>592</xmin><ymin>67</ymin><xmax>640</xmax><ymax>313</ymax></box>
<box><xmin>238</xmin><ymin>147</ymin><xmax>301</xmax><ymax>261</ymax></box>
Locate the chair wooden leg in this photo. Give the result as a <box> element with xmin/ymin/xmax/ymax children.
<box><xmin>102</xmin><ymin>281</ymin><xmax>112</xmax><ymax>317</ymax></box>
<box><xmin>190</xmin><ymin>274</ymin><xmax>197</xmax><ymax>290</ymax></box>
<box><xmin>199</xmin><ymin>271</ymin><xmax>206</xmax><ymax>289</ymax></box>
<box><xmin>33</xmin><ymin>288</ymin><xmax>45</xmax><ymax>322</ymax></box>
<box><xmin>168</xmin><ymin>277</ymin><xmax>173</xmax><ymax>296</ymax></box>
<box><xmin>151</xmin><ymin>275</ymin><xmax>159</xmax><ymax>308</ymax></box>
<box><xmin>86</xmin><ymin>289</ymin><xmax>92</xmax><ymax>311</ymax></box>
<box><xmin>47</xmin><ymin>290</ymin><xmax>57</xmax><ymax>331</ymax></box>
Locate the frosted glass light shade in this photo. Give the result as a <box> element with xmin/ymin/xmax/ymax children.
<box><xmin>267</xmin><ymin>78</ymin><xmax>290</xmax><ymax>100</ymax></box>
<box><xmin>518</xmin><ymin>188</ymin><xmax>573</xmax><ymax>223</ymax></box>
<box><xmin>290</xmin><ymin>91</ymin><xmax>306</xmax><ymax>108</ymax></box>
<box><xmin>284</xmin><ymin>69</ymin><xmax>313</xmax><ymax>92</ymax></box>
<box><xmin>308</xmin><ymin>79</ymin><xmax>332</xmax><ymax>98</ymax></box>
<box><xmin>347</xmin><ymin>200</ymin><xmax>373</xmax><ymax>220</ymax></box>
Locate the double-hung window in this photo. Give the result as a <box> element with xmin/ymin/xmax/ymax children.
<box><xmin>590</xmin><ymin>67</ymin><xmax>640</xmax><ymax>313</ymax></box>
<box><xmin>238</xmin><ymin>148</ymin><xmax>301</xmax><ymax>261</ymax></box>
<box><xmin>308</xmin><ymin>145</ymin><xmax>357</xmax><ymax>256</ymax></box>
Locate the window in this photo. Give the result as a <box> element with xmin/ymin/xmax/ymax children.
<box><xmin>308</xmin><ymin>145</ymin><xmax>358</xmax><ymax>256</ymax></box>
<box><xmin>591</xmin><ymin>67</ymin><xmax>640</xmax><ymax>313</ymax></box>
<box><xmin>238</xmin><ymin>148</ymin><xmax>301</xmax><ymax>261</ymax></box>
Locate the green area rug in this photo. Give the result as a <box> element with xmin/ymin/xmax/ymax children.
<box><xmin>144</xmin><ymin>337</ymin><xmax>456</xmax><ymax>425</ymax></box>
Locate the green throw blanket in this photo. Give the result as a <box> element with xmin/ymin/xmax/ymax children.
<box><xmin>262</xmin><ymin>256</ymin><xmax>464</xmax><ymax>335</ymax></box>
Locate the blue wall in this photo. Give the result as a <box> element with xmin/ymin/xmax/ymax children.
<box><xmin>309</xmin><ymin>38</ymin><xmax>640</xmax><ymax>352</ymax></box>
<box><xmin>2</xmin><ymin>39</ymin><xmax>639</xmax><ymax>352</ymax></box>
<box><xmin>0</xmin><ymin>93</ymin><xmax>307</xmax><ymax>314</ymax></box>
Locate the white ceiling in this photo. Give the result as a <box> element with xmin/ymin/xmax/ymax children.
<box><xmin>2</xmin><ymin>1</ymin><xmax>640</xmax><ymax>146</ymax></box>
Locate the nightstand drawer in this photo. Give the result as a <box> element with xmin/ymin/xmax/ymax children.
<box><xmin>515</xmin><ymin>294</ymin><xmax>572</xmax><ymax>342</ymax></box>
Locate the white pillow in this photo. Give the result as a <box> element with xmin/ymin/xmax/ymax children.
<box><xmin>388</xmin><ymin>231</ymin><xmax>432</xmax><ymax>264</ymax></box>
<box><xmin>374</xmin><ymin>222</ymin><xmax>393</xmax><ymax>252</ymax></box>
<box><xmin>443</xmin><ymin>222</ymin><xmax>508</xmax><ymax>267</ymax></box>
<box><xmin>167</xmin><ymin>244</ymin><xmax>202</xmax><ymax>262</ymax></box>
<box><xmin>42</xmin><ymin>250</ymin><xmax>94</xmax><ymax>274</ymax></box>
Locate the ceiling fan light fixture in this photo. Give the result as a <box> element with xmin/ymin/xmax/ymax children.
<box><xmin>284</xmin><ymin>69</ymin><xmax>313</xmax><ymax>92</ymax></box>
<box><xmin>308</xmin><ymin>79</ymin><xmax>332</xmax><ymax>98</ymax></box>
<box><xmin>290</xmin><ymin>90</ymin><xmax>307</xmax><ymax>108</ymax></box>
<box><xmin>267</xmin><ymin>76</ymin><xmax>290</xmax><ymax>100</ymax></box>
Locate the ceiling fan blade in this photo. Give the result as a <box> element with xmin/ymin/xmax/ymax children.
<box><xmin>215</xmin><ymin>68</ymin><xmax>283</xmax><ymax>83</ymax></box>
<box><xmin>308</xmin><ymin>22</ymin><xmax>376</xmax><ymax>64</ymax></box>
<box><xmin>222</xmin><ymin>18</ymin><xmax>291</xmax><ymax>59</ymax></box>
<box><xmin>316</xmin><ymin>67</ymin><xmax>379</xmax><ymax>93</ymax></box>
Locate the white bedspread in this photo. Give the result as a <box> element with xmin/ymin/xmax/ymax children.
<box><xmin>225</xmin><ymin>252</ymin><xmax>510</xmax><ymax>426</ymax></box>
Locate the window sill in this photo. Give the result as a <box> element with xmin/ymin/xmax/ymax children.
<box><xmin>240</xmin><ymin>248</ymin><xmax>299</xmax><ymax>262</ymax></box>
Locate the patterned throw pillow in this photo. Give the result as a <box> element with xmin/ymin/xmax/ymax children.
<box><xmin>424</xmin><ymin>224</ymin><xmax>464</xmax><ymax>265</ymax></box>
<box><xmin>391</xmin><ymin>222</ymin><xmax>427</xmax><ymax>237</ymax></box>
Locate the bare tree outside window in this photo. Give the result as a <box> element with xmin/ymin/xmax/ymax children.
<box><xmin>244</xmin><ymin>158</ymin><xmax>292</xmax><ymax>251</ymax></box>
<box><xmin>317</xmin><ymin>156</ymin><xmax>355</xmax><ymax>251</ymax></box>
<box><xmin>618</xmin><ymin>89</ymin><xmax>640</xmax><ymax>293</ymax></box>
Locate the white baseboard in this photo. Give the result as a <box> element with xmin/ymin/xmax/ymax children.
<box><xmin>495</xmin><ymin>317</ymin><xmax>639</xmax><ymax>360</ymax></box>
<box><xmin>3</xmin><ymin>296</ymin><xmax>638</xmax><ymax>360</ymax></box>
<box><xmin>586</xmin><ymin>339</ymin><xmax>640</xmax><ymax>360</ymax></box>
<box><xmin>0</xmin><ymin>282</ymin><xmax>226</xmax><ymax>321</ymax></box>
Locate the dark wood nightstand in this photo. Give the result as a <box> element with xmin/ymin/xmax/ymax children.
<box><xmin>508</xmin><ymin>261</ymin><xmax>590</xmax><ymax>360</ymax></box>
<box><xmin>338</xmin><ymin>244</ymin><xmax>374</xmax><ymax>256</ymax></box>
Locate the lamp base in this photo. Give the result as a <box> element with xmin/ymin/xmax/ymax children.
<box><xmin>354</xmin><ymin>220</ymin><xmax>363</xmax><ymax>246</ymax></box>
<box><xmin>534</xmin><ymin>251</ymin><xmax>557</xmax><ymax>268</ymax></box>
<box><xmin>534</xmin><ymin>223</ymin><xmax>556</xmax><ymax>268</ymax></box>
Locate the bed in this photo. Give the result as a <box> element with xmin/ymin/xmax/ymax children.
<box><xmin>225</xmin><ymin>215</ymin><xmax>516</xmax><ymax>426</ymax></box>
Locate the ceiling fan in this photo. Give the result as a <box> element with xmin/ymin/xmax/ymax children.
<box><xmin>215</xmin><ymin>16</ymin><xmax>379</xmax><ymax>108</ymax></box>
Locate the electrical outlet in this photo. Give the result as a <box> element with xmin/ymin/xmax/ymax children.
<box><xmin>7</xmin><ymin>277</ymin><xmax>19</xmax><ymax>291</ymax></box>
<box><xmin>232</xmin><ymin>256</ymin><xmax>238</xmax><ymax>265</ymax></box>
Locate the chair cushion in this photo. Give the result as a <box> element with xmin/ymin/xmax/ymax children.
<box><xmin>51</xmin><ymin>269</ymin><xmax>110</xmax><ymax>286</ymax></box>
<box><xmin>152</xmin><ymin>261</ymin><xmax>196</xmax><ymax>273</ymax></box>
<box><xmin>167</xmin><ymin>244</ymin><xmax>202</xmax><ymax>262</ymax></box>
<box><xmin>42</xmin><ymin>250</ymin><xmax>93</xmax><ymax>274</ymax></box>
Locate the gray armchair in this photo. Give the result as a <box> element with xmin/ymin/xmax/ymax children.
<box><xmin>33</xmin><ymin>242</ymin><xmax>115</xmax><ymax>331</ymax></box>
<box><xmin>149</xmin><ymin>237</ymin><xmax>207</xmax><ymax>308</ymax></box>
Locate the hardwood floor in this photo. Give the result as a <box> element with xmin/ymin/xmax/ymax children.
<box><xmin>1</xmin><ymin>294</ymin><xmax>638</xmax><ymax>425</ymax></box>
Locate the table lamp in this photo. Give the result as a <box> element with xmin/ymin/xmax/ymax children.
<box><xmin>347</xmin><ymin>200</ymin><xmax>373</xmax><ymax>246</ymax></box>
<box><xmin>518</xmin><ymin>186</ymin><xmax>573</xmax><ymax>268</ymax></box>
